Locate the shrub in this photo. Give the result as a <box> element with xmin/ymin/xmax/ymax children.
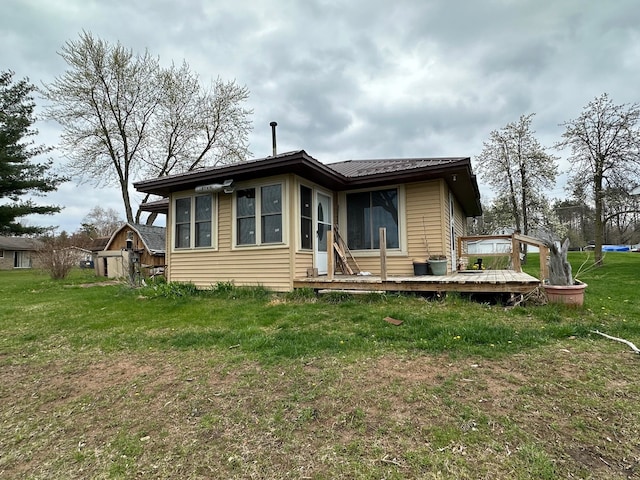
<box><xmin>36</xmin><ymin>236</ymin><xmax>78</xmax><ymax>280</ymax></box>
<box><xmin>140</xmin><ymin>281</ymin><xmax>199</xmax><ymax>299</ymax></box>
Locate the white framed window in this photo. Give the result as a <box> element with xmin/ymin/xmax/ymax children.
<box><xmin>235</xmin><ymin>183</ymin><xmax>283</xmax><ymax>246</ymax></box>
<box><xmin>346</xmin><ymin>187</ymin><xmax>400</xmax><ymax>250</ymax></box>
<box><xmin>174</xmin><ymin>194</ymin><xmax>215</xmax><ymax>249</ymax></box>
<box><xmin>300</xmin><ymin>185</ymin><xmax>313</xmax><ymax>250</ymax></box>
<box><xmin>13</xmin><ymin>251</ymin><xmax>32</xmax><ymax>268</ymax></box>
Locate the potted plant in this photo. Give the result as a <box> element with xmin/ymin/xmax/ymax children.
<box><xmin>543</xmin><ymin>238</ymin><xmax>587</xmax><ymax>306</ymax></box>
<box><xmin>413</xmin><ymin>216</ymin><xmax>432</xmax><ymax>275</ymax></box>
<box><xmin>427</xmin><ymin>254</ymin><xmax>448</xmax><ymax>276</ymax></box>
<box><xmin>413</xmin><ymin>217</ymin><xmax>448</xmax><ymax>276</ymax></box>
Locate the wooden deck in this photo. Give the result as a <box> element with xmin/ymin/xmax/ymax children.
<box><xmin>294</xmin><ymin>270</ymin><xmax>541</xmax><ymax>294</ymax></box>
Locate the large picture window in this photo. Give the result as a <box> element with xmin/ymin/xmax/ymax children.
<box><xmin>236</xmin><ymin>184</ymin><xmax>283</xmax><ymax>246</ymax></box>
<box><xmin>174</xmin><ymin>194</ymin><xmax>214</xmax><ymax>249</ymax></box>
<box><xmin>346</xmin><ymin>188</ymin><xmax>399</xmax><ymax>250</ymax></box>
<box><xmin>13</xmin><ymin>251</ymin><xmax>32</xmax><ymax>268</ymax></box>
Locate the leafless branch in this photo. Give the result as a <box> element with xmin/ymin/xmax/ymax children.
<box><xmin>590</xmin><ymin>330</ymin><xmax>640</xmax><ymax>354</ymax></box>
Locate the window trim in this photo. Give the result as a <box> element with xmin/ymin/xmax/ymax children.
<box><xmin>232</xmin><ymin>180</ymin><xmax>287</xmax><ymax>249</ymax></box>
<box><xmin>299</xmin><ymin>184</ymin><xmax>313</xmax><ymax>251</ymax></box>
<box><xmin>172</xmin><ymin>193</ymin><xmax>217</xmax><ymax>251</ymax></box>
<box><xmin>339</xmin><ymin>185</ymin><xmax>407</xmax><ymax>257</ymax></box>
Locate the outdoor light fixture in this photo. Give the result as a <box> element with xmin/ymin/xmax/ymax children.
<box><xmin>195</xmin><ymin>179</ymin><xmax>234</xmax><ymax>194</ymax></box>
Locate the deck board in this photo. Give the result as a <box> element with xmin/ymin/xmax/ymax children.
<box><xmin>294</xmin><ymin>270</ymin><xmax>540</xmax><ymax>294</ymax></box>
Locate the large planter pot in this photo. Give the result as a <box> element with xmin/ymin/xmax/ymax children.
<box><xmin>413</xmin><ymin>261</ymin><xmax>430</xmax><ymax>276</ymax></box>
<box><xmin>428</xmin><ymin>258</ymin><xmax>448</xmax><ymax>276</ymax></box>
<box><xmin>543</xmin><ymin>281</ymin><xmax>587</xmax><ymax>306</ymax></box>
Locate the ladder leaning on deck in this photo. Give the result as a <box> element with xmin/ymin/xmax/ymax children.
<box><xmin>333</xmin><ymin>227</ymin><xmax>360</xmax><ymax>275</ymax></box>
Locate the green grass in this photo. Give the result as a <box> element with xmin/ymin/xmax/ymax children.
<box><xmin>1</xmin><ymin>255</ymin><xmax>639</xmax><ymax>479</ymax></box>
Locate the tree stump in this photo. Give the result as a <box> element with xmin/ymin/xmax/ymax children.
<box><xmin>548</xmin><ymin>238</ymin><xmax>573</xmax><ymax>286</ymax></box>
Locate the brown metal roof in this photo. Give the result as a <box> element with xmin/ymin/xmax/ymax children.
<box><xmin>134</xmin><ymin>151</ymin><xmax>482</xmax><ymax>216</ymax></box>
<box><xmin>139</xmin><ymin>198</ymin><xmax>169</xmax><ymax>214</ymax></box>
<box><xmin>328</xmin><ymin>157</ymin><xmax>466</xmax><ymax>178</ymax></box>
<box><xmin>134</xmin><ymin>150</ymin><xmax>347</xmax><ymax>197</ymax></box>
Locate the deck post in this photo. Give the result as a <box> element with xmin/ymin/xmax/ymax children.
<box><xmin>379</xmin><ymin>227</ymin><xmax>387</xmax><ymax>281</ymax></box>
<box><xmin>539</xmin><ymin>244</ymin><xmax>549</xmax><ymax>281</ymax></box>
<box><xmin>511</xmin><ymin>236</ymin><xmax>522</xmax><ymax>272</ymax></box>
<box><xmin>327</xmin><ymin>228</ymin><xmax>334</xmax><ymax>280</ymax></box>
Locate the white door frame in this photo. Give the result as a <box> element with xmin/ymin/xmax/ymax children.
<box><xmin>315</xmin><ymin>191</ymin><xmax>332</xmax><ymax>275</ymax></box>
<box><xmin>449</xmin><ymin>192</ymin><xmax>457</xmax><ymax>269</ymax></box>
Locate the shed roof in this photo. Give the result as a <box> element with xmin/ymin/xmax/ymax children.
<box><xmin>88</xmin><ymin>237</ymin><xmax>110</xmax><ymax>252</ymax></box>
<box><xmin>105</xmin><ymin>223</ymin><xmax>166</xmax><ymax>255</ymax></box>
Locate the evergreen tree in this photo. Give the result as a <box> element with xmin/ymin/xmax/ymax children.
<box><xmin>0</xmin><ymin>71</ymin><xmax>66</xmax><ymax>235</ymax></box>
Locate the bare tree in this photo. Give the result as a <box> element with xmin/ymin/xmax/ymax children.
<box><xmin>556</xmin><ymin>93</ymin><xmax>640</xmax><ymax>265</ymax></box>
<box><xmin>136</xmin><ymin>62</ymin><xmax>251</xmax><ymax>224</ymax></box>
<box><xmin>475</xmin><ymin>114</ymin><xmax>558</xmax><ymax>260</ymax></box>
<box><xmin>42</xmin><ymin>32</ymin><xmax>252</xmax><ymax>224</ymax></box>
<box><xmin>602</xmin><ymin>187</ymin><xmax>640</xmax><ymax>245</ymax></box>
<box><xmin>41</xmin><ymin>32</ymin><xmax>159</xmax><ymax>223</ymax></box>
<box><xmin>80</xmin><ymin>205</ymin><xmax>124</xmax><ymax>238</ymax></box>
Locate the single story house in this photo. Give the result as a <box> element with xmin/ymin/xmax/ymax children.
<box><xmin>64</xmin><ymin>246</ymin><xmax>94</xmax><ymax>267</ymax></box>
<box><xmin>134</xmin><ymin>150</ymin><xmax>482</xmax><ymax>292</ymax></box>
<box><xmin>94</xmin><ymin>223</ymin><xmax>166</xmax><ymax>278</ymax></box>
<box><xmin>0</xmin><ymin>236</ymin><xmax>43</xmax><ymax>270</ymax></box>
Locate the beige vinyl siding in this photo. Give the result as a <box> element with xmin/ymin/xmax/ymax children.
<box><xmin>294</xmin><ymin>251</ymin><xmax>314</xmax><ymax>278</ymax></box>
<box><xmin>407</xmin><ymin>180</ymin><xmax>446</xmax><ymax>261</ymax></box>
<box><xmin>167</xmin><ymin>175</ymin><xmax>295</xmax><ymax>291</ymax></box>
<box><xmin>443</xmin><ymin>185</ymin><xmax>468</xmax><ymax>270</ymax></box>
<box><xmin>453</xmin><ymin>192</ymin><xmax>467</xmax><ymax>266</ymax></box>
<box><xmin>169</xmin><ymin>248</ymin><xmax>292</xmax><ymax>290</ymax></box>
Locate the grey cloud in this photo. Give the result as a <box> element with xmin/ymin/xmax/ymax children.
<box><xmin>4</xmin><ymin>0</ymin><xmax>639</xmax><ymax>232</ymax></box>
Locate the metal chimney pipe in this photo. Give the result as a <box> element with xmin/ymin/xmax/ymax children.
<box><xmin>270</xmin><ymin>121</ymin><xmax>277</xmax><ymax>156</ymax></box>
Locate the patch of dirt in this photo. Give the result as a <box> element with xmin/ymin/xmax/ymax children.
<box><xmin>70</xmin><ymin>280</ymin><xmax>123</xmax><ymax>288</ymax></box>
<box><xmin>2</xmin><ymin>347</ymin><xmax>639</xmax><ymax>479</ymax></box>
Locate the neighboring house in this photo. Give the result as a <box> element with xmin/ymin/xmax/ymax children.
<box><xmin>134</xmin><ymin>150</ymin><xmax>482</xmax><ymax>291</ymax></box>
<box><xmin>94</xmin><ymin>223</ymin><xmax>166</xmax><ymax>278</ymax></box>
<box><xmin>65</xmin><ymin>246</ymin><xmax>94</xmax><ymax>267</ymax></box>
<box><xmin>0</xmin><ymin>236</ymin><xmax>43</xmax><ymax>270</ymax></box>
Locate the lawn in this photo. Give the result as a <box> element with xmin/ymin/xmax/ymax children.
<box><xmin>1</xmin><ymin>253</ymin><xmax>639</xmax><ymax>479</ymax></box>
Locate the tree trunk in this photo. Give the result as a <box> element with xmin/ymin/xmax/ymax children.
<box><xmin>520</xmin><ymin>166</ymin><xmax>529</xmax><ymax>264</ymax></box>
<box><xmin>548</xmin><ymin>238</ymin><xmax>573</xmax><ymax>285</ymax></box>
<box><xmin>594</xmin><ymin>170</ymin><xmax>604</xmax><ymax>266</ymax></box>
<box><xmin>119</xmin><ymin>179</ymin><xmax>134</xmax><ymax>223</ymax></box>
<box><xmin>145</xmin><ymin>212</ymin><xmax>159</xmax><ymax>226</ymax></box>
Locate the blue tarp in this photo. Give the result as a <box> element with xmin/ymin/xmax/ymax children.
<box><xmin>602</xmin><ymin>245</ymin><xmax>630</xmax><ymax>252</ymax></box>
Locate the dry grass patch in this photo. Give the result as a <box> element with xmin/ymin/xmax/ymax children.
<box><xmin>2</xmin><ymin>342</ymin><xmax>639</xmax><ymax>479</ymax></box>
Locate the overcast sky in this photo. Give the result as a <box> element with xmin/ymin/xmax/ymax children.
<box><xmin>3</xmin><ymin>0</ymin><xmax>639</xmax><ymax>233</ymax></box>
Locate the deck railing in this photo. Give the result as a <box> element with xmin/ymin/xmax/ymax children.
<box><xmin>457</xmin><ymin>234</ymin><xmax>549</xmax><ymax>281</ymax></box>
<box><xmin>327</xmin><ymin>229</ymin><xmax>549</xmax><ymax>282</ymax></box>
